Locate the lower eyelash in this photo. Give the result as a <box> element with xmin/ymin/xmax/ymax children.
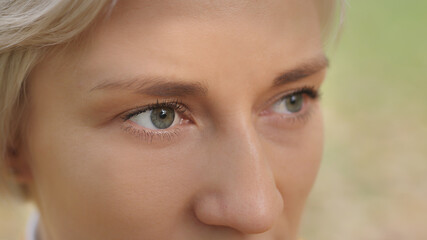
<box><xmin>282</xmin><ymin>103</ymin><xmax>315</xmax><ymax>125</ymax></box>
<box><xmin>121</xmin><ymin>124</ymin><xmax>182</xmax><ymax>143</ymax></box>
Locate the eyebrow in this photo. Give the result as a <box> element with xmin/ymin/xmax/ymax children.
<box><xmin>90</xmin><ymin>77</ymin><xmax>208</xmax><ymax>97</ymax></box>
<box><xmin>89</xmin><ymin>55</ymin><xmax>328</xmax><ymax>97</ymax></box>
<box><xmin>273</xmin><ymin>55</ymin><xmax>329</xmax><ymax>86</ymax></box>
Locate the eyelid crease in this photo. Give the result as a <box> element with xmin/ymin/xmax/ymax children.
<box><xmin>272</xmin><ymin>55</ymin><xmax>329</xmax><ymax>86</ymax></box>
<box><xmin>89</xmin><ymin>55</ymin><xmax>328</xmax><ymax>98</ymax></box>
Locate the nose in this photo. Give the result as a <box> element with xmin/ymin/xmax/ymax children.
<box><xmin>193</xmin><ymin>121</ymin><xmax>284</xmax><ymax>234</ymax></box>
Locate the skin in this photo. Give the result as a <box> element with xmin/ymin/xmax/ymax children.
<box><xmin>11</xmin><ymin>0</ymin><xmax>328</xmax><ymax>239</ymax></box>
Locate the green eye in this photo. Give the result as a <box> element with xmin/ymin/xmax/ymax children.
<box><xmin>272</xmin><ymin>93</ymin><xmax>304</xmax><ymax>114</ymax></box>
<box><xmin>284</xmin><ymin>93</ymin><xmax>303</xmax><ymax>113</ymax></box>
<box><xmin>150</xmin><ymin>107</ymin><xmax>175</xmax><ymax>129</ymax></box>
<box><xmin>130</xmin><ymin>106</ymin><xmax>177</xmax><ymax>130</ymax></box>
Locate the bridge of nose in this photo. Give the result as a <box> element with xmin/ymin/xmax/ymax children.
<box><xmin>192</xmin><ymin>120</ymin><xmax>284</xmax><ymax>234</ymax></box>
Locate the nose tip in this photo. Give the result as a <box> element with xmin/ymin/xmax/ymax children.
<box><xmin>194</xmin><ymin>188</ymin><xmax>284</xmax><ymax>234</ymax></box>
<box><xmin>192</xmin><ymin>117</ymin><xmax>284</xmax><ymax>234</ymax></box>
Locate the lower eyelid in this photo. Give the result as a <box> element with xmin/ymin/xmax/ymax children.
<box><xmin>265</xmin><ymin>108</ymin><xmax>314</xmax><ymax>129</ymax></box>
<box><xmin>120</xmin><ymin>92</ymin><xmax>317</xmax><ymax>142</ymax></box>
<box><xmin>121</xmin><ymin>116</ymin><xmax>191</xmax><ymax>143</ymax></box>
<box><xmin>121</xmin><ymin>123</ymin><xmax>183</xmax><ymax>143</ymax></box>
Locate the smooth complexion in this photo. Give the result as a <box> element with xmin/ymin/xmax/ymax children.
<box><xmin>16</xmin><ymin>0</ymin><xmax>327</xmax><ymax>239</ymax></box>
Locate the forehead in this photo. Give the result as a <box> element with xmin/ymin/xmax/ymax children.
<box><xmin>44</xmin><ymin>0</ymin><xmax>323</xmax><ymax>91</ymax></box>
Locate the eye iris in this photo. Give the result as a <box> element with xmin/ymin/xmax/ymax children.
<box><xmin>285</xmin><ymin>93</ymin><xmax>303</xmax><ymax>113</ymax></box>
<box><xmin>150</xmin><ymin>107</ymin><xmax>175</xmax><ymax>129</ymax></box>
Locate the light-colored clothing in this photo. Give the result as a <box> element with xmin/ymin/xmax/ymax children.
<box><xmin>25</xmin><ymin>209</ymin><xmax>39</xmax><ymax>240</ymax></box>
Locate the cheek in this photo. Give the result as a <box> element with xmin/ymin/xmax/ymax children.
<box><xmin>263</xmin><ymin>108</ymin><xmax>323</xmax><ymax>221</ymax></box>
<box><xmin>27</xmin><ymin>119</ymin><xmax>203</xmax><ymax>238</ymax></box>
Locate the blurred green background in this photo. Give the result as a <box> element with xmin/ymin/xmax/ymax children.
<box><xmin>1</xmin><ymin>0</ymin><xmax>426</xmax><ymax>239</ymax></box>
<box><xmin>302</xmin><ymin>0</ymin><xmax>427</xmax><ymax>239</ymax></box>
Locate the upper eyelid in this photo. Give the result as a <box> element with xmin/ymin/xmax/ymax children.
<box><xmin>259</xmin><ymin>86</ymin><xmax>319</xmax><ymax>111</ymax></box>
<box><xmin>277</xmin><ymin>87</ymin><xmax>319</xmax><ymax>104</ymax></box>
<box><xmin>119</xmin><ymin>88</ymin><xmax>319</xmax><ymax>143</ymax></box>
<box><xmin>282</xmin><ymin>87</ymin><xmax>319</xmax><ymax>98</ymax></box>
<box><xmin>120</xmin><ymin>101</ymin><xmax>188</xmax><ymax>142</ymax></box>
<box><xmin>121</xmin><ymin>100</ymin><xmax>188</xmax><ymax>121</ymax></box>
<box><xmin>120</xmin><ymin>87</ymin><xmax>319</xmax><ymax>121</ymax></box>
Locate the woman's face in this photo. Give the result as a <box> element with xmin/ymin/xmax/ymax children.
<box><xmin>21</xmin><ymin>0</ymin><xmax>327</xmax><ymax>239</ymax></box>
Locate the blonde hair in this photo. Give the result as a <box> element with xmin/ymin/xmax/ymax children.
<box><xmin>0</xmin><ymin>0</ymin><xmax>344</xmax><ymax>201</ymax></box>
<box><xmin>0</xmin><ymin>0</ymin><xmax>116</xmax><ymax>200</ymax></box>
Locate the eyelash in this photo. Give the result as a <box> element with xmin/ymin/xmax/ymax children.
<box><xmin>281</xmin><ymin>86</ymin><xmax>320</xmax><ymax>101</ymax></box>
<box><xmin>120</xmin><ymin>86</ymin><xmax>321</xmax><ymax>142</ymax></box>
<box><xmin>121</xmin><ymin>99</ymin><xmax>188</xmax><ymax>121</ymax></box>
<box><xmin>120</xmin><ymin>99</ymin><xmax>189</xmax><ymax>143</ymax></box>
<box><xmin>264</xmin><ymin>86</ymin><xmax>320</xmax><ymax>123</ymax></box>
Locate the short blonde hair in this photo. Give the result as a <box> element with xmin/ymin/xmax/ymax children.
<box><xmin>0</xmin><ymin>0</ymin><xmax>344</xmax><ymax>201</ymax></box>
<box><xmin>0</xmin><ymin>0</ymin><xmax>115</xmax><ymax>200</ymax></box>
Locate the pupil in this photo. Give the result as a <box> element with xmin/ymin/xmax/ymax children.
<box><xmin>289</xmin><ymin>95</ymin><xmax>297</xmax><ymax>104</ymax></box>
<box><xmin>159</xmin><ymin>109</ymin><xmax>168</xmax><ymax>119</ymax></box>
